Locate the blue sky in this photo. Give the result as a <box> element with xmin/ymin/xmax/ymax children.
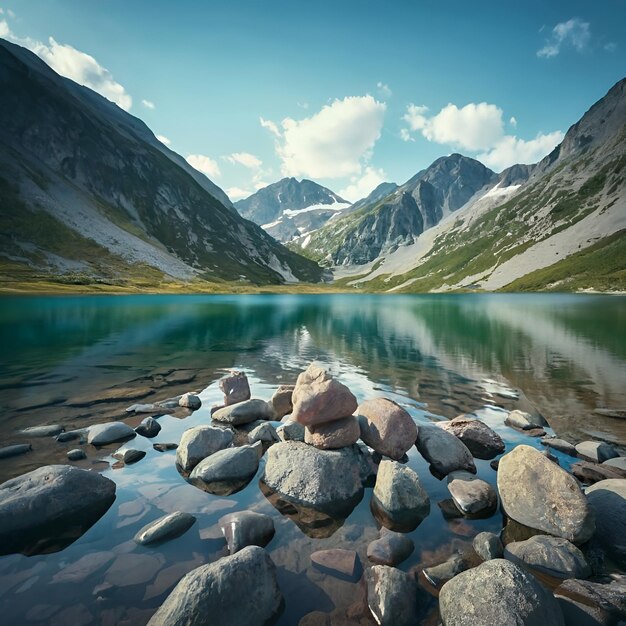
<box><xmin>1</xmin><ymin>0</ymin><xmax>625</xmax><ymax>201</ymax></box>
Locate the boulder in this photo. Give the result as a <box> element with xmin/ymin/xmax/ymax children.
<box><xmin>504</xmin><ymin>535</ymin><xmax>591</xmax><ymax>580</ymax></box>
<box><xmin>371</xmin><ymin>459</ymin><xmax>430</xmax><ymax>531</ymax></box>
<box><xmin>20</xmin><ymin>424</ymin><xmax>64</xmax><ymax>437</ymax></box>
<box><xmin>505</xmin><ymin>410</ymin><xmax>542</xmax><ymax>431</ymax></box>
<box><xmin>67</xmin><ymin>448</ymin><xmax>86</xmax><ymax>461</ymax></box>
<box><xmin>586</xmin><ymin>479</ymin><xmax>626</xmax><ymax>566</ymax></box>
<box><xmin>423</xmin><ymin>554</ymin><xmax>467</xmax><ymax>587</ymax></box>
<box><xmin>112</xmin><ymin>447</ymin><xmax>146</xmax><ymax>464</ymax></box>
<box><xmin>365</xmin><ymin>565</ymin><xmax>419</xmax><ymax>626</ymax></box>
<box><xmin>219</xmin><ymin>371</ymin><xmax>250</xmax><ymax>406</ymax></box>
<box><xmin>542</xmin><ymin>438</ymin><xmax>577</xmax><ymax>456</ymax></box>
<box><xmin>276</xmin><ymin>421</ymin><xmax>305</xmax><ymax>442</ymax></box>
<box><xmin>603</xmin><ymin>456</ymin><xmax>626</xmax><ymax>471</ymax></box>
<box><xmin>448</xmin><ymin>475</ymin><xmax>497</xmax><ymax>516</ymax></box>
<box><xmin>212</xmin><ymin>399</ymin><xmax>274</xmax><ymax>426</ymax></box>
<box><xmin>0</xmin><ymin>443</ymin><xmax>32</xmax><ymax>459</ymax></box>
<box><xmin>305</xmin><ymin>415</ymin><xmax>360</xmax><ymax>449</ymax></box>
<box><xmin>176</xmin><ymin>425</ymin><xmax>234</xmax><ymax>472</ymax></box>
<box><xmin>439</xmin><ymin>559</ymin><xmax>564</xmax><ymax>626</ymax></box>
<box><xmin>291</xmin><ymin>363</ymin><xmax>357</xmax><ymax>427</ymax></box>
<box><xmin>178</xmin><ymin>393</ymin><xmax>202</xmax><ymax>410</ymax></box>
<box><xmin>439</xmin><ymin>416</ymin><xmax>505</xmax><ymax>459</ymax></box>
<box><xmin>153</xmin><ymin>442</ymin><xmax>178</xmax><ymax>452</ymax></box>
<box><xmin>367</xmin><ymin>530</ymin><xmax>414</xmax><ymax>566</ymax></box>
<box><xmin>147</xmin><ymin>546</ymin><xmax>282</xmax><ymax>626</ymax></box>
<box><xmin>571</xmin><ymin>461</ymin><xmax>626</xmax><ymax>484</ymax></box>
<box><xmin>189</xmin><ymin>445</ymin><xmax>260</xmax><ymax>495</ymax></box>
<box><xmin>88</xmin><ymin>422</ymin><xmax>136</xmax><ymax>446</ymax></box>
<box><xmin>218</xmin><ymin>511</ymin><xmax>275</xmax><ymax>554</ymax></box>
<box><xmin>134</xmin><ymin>512</ymin><xmax>196</xmax><ymax>545</ymax></box>
<box><xmin>473</xmin><ymin>531</ymin><xmax>503</xmax><ymax>561</ymax></box>
<box><xmin>415</xmin><ymin>424</ymin><xmax>476</xmax><ymax>476</ymax></box>
<box><xmin>56</xmin><ymin>429</ymin><xmax>88</xmax><ymax>443</ymax></box>
<box><xmin>357</xmin><ymin>398</ymin><xmax>417</xmax><ymax>460</ymax></box>
<box><xmin>270</xmin><ymin>384</ymin><xmax>294</xmax><ymax>419</ymax></box>
<box><xmin>247</xmin><ymin>422</ymin><xmax>279</xmax><ymax>444</ymax></box>
<box><xmin>575</xmin><ymin>441</ymin><xmax>619</xmax><ymax>463</ymax></box>
<box><xmin>135</xmin><ymin>417</ymin><xmax>161</xmax><ymax>438</ymax></box>
<box><xmin>497</xmin><ymin>445</ymin><xmax>594</xmax><ymax>544</ymax></box>
<box><xmin>554</xmin><ymin>577</ymin><xmax>626</xmax><ymax>625</ymax></box>
<box><xmin>311</xmin><ymin>549</ymin><xmax>359</xmax><ymax>578</ymax></box>
<box><xmin>0</xmin><ymin>465</ymin><xmax>116</xmax><ymax>556</ymax></box>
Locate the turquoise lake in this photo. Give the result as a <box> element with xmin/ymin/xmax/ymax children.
<box><xmin>0</xmin><ymin>293</ymin><xmax>625</xmax><ymax>624</ymax></box>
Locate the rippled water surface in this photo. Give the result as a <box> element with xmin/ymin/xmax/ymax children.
<box><xmin>0</xmin><ymin>294</ymin><xmax>625</xmax><ymax>624</ymax></box>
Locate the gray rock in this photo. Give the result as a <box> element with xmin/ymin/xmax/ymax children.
<box><xmin>439</xmin><ymin>416</ymin><xmax>505</xmax><ymax>460</ymax></box>
<box><xmin>576</xmin><ymin>441</ymin><xmax>619</xmax><ymax>463</ymax></box>
<box><xmin>134</xmin><ymin>511</ymin><xmax>196</xmax><ymax>545</ymax></box>
<box><xmin>439</xmin><ymin>559</ymin><xmax>565</xmax><ymax>626</ymax></box>
<box><xmin>0</xmin><ymin>465</ymin><xmax>116</xmax><ymax>556</ymax></box>
<box><xmin>88</xmin><ymin>422</ymin><xmax>136</xmax><ymax>446</ymax></box>
<box><xmin>542</xmin><ymin>438</ymin><xmax>577</xmax><ymax>456</ymax></box>
<box><xmin>357</xmin><ymin>398</ymin><xmax>417</xmax><ymax>460</ymax></box>
<box><xmin>147</xmin><ymin>546</ymin><xmax>282</xmax><ymax>626</ymax></box>
<box><xmin>262</xmin><ymin>441</ymin><xmax>364</xmax><ymax>513</ymax></box>
<box><xmin>153</xmin><ymin>442</ymin><xmax>177</xmax><ymax>452</ymax></box>
<box><xmin>497</xmin><ymin>445</ymin><xmax>595</xmax><ymax>544</ymax></box>
<box><xmin>247</xmin><ymin>422</ymin><xmax>279</xmax><ymax>445</ymax></box>
<box><xmin>189</xmin><ymin>445</ymin><xmax>260</xmax><ymax>495</ymax></box>
<box><xmin>218</xmin><ymin>511</ymin><xmax>275</xmax><ymax>554</ymax></box>
<box><xmin>448</xmin><ymin>475</ymin><xmax>497</xmax><ymax>515</ymax></box>
<box><xmin>126</xmin><ymin>403</ymin><xmax>160</xmax><ymax>413</ymax></box>
<box><xmin>219</xmin><ymin>371</ymin><xmax>251</xmax><ymax>406</ymax></box>
<box><xmin>415</xmin><ymin>424</ymin><xmax>476</xmax><ymax>476</ymax></box>
<box><xmin>135</xmin><ymin>417</ymin><xmax>161</xmax><ymax>438</ymax></box>
<box><xmin>423</xmin><ymin>554</ymin><xmax>467</xmax><ymax>587</ymax></box>
<box><xmin>371</xmin><ymin>459</ymin><xmax>430</xmax><ymax>531</ymax></box>
<box><xmin>571</xmin><ymin>460</ymin><xmax>626</xmax><ymax>484</ymax></box>
<box><xmin>505</xmin><ymin>410</ymin><xmax>542</xmax><ymax>431</ymax></box>
<box><xmin>56</xmin><ymin>429</ymin><xmax>88</xmax><ymax>443</ymax></box>
<box><xmin>473</xmin><ymin>532</ymin><xmax>503</xmax><ymax>561</ymax></box>
<box><xmin>276</xmin><ymin>421</ymin><xmax>305</xmax><ymax>442</ymax></box>
<box><xmin>554</xmin><ymin>577</ymin><xmax>626</xmax><ymax>625</ymax></box>
<box><xmin>212</xmin><ymin>399</ymin><xmax>274</xmax><ymax>426</ymax></box>
<box><xmin>305</xmin><ymin>415</ymin><xmax>360</xmax><ymax>449</ymax></box>
<box><xmin>270</xmin><ymin>384</ymin><xmax>294</xmax><ymax>419</ymax></box>
<box><xmin>504</xmin><ymin>535</ymin><xmax>591</xmax><ymax>580</ymax></box>
<box><xmin>602</xmin><ymin>456</ymin><xmax>626</xmax><ymax>470</ymax></box>
<box><xmin>20</xmin><ymin>424</ymin><xmax>64</xmax><ymax>437</ymax></box>
<box><xmin>367</xmin><ymin>530</ymin><xmax>414</xmax><ymax>566</ymax></box>
<box><xmin>0</xmin><ymin>443</ymin><xmax>32</xmax><ymax>459</ymax></box>
<box><xmin>112</xmin><ymin>447</ymin><xmax>146</xmax><ymax>464</ymax></box>
<box><xmin>291</xmin><ymin>363</ymin><xmax>357</xmax><ymax>427</ymax></box>
<box><xmin>586</xmin><ymin>478</ymin><xmax>626</xmax><ymax>566</ymax></box>
<box><xmin>365</xmin><ymin>565</ymin><xmax>419</xmax><ymax>626</ymax></box>
<box><xmin>311</xmin><ymin>549</ymin><xmax>359</xmax><ymax>578</ymax></box>
<box><xmin>179</xmin><ymin>393</ymin><xmax>202</xmax><ymax>410</ymax></box>
<box><xmin>176</xmin><ymin>425</ymin><xmax>234</xmax><ymax>472</ymax></box>
<box><xmin>67</xmin><ymin>449</ymin><xmax>86</xmax><ymax>461</ymax></box>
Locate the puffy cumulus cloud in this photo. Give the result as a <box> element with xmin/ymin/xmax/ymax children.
<box><xmin>262</xmin><ymin>95</ymin><xmax>386</xmax><ymax>179</ymax></box>
<box><xmin>226</xmin><ymin>186</ymin><xmax>253</xmax><ymax>201</ymax></box>
<box><xmin>156</xmin><ymin>135</ymin><xmax>171</xmax><ymax>146</ymax></box>
<box><xmin>223</xmin><ymin>152</ymin><xmax>263</xmax><ymax>169</ymax></box>
<box><xmin>186</xmin><ymin>154</ymin><xmax>221</xmax><ymax>178</ymax></box>
<box><xmin>477</xmin><ymin>131</ymin><xmax>564</xmax><ymax>171</ymax></box>
<box><xmin>537</xmin><ymin>18</ymin><xmax>591</xmax><ymax>58</ymax></box>
<box><xmin>141</xmin><ymin>99</ymin><xmax>155</xmax><ymax>110</ymax></box>
<box><xmin>377</xmin><ymin>82</ymin><xmax>392</xmax><ymax>98</ymax></box>
<box><xmin>339</xmin><ymin>166</ymin><xmax>387</xmax><ymax>203</ymax></box>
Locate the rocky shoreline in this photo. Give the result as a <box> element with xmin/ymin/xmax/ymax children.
<box><xmin>0</xmin><ymin>363</ymin><xmax>625</xmax><ymax>625</ymax></box>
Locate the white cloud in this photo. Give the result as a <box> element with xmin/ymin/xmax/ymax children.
<box><xmin>509</xmin><ymin>116</ymin><xmax>517</xmax><ymax>127</ymax></box>
<box><xmin>297</xmin><ymin>101</ymin><xmax>309</xmax><ymax>110</ymax></box>
<box><xmin>156</xmin><ymin>134</ymin><xmax>171</xmax><ymax>146</ymax></box>
<box><xmin>224</xmin><ymin>152</ymin><xmax>263</xmax><ymax>169</ymax></box>
<box><xmin>477</xmin><ymin>131</ymin><xmax>564</xmax><ymax>170</ymax></box>
<box><xmin>227</xmin><ymin>186</ymin><xmax>253</xmax><ymax>201</ymax></box>
<box><xmin>537</xmin><ymin>18</ymin><xmax>591</xmax><ymax>58</ymax></box>
<box><xmin>186</xmin><ymin>154</ymin><xmax>221</xmax><ymax>178</ymax></box>
<box><xmin>339</xmin><ymin>166</ymin><xmax>387</xmax><ymax>203</ymax></box>
<box><xmin>141</xmin><ymin>99</ymin><xmax>155</xmax><ymax>110</ymax></box>
<box><xmin>377</xmin><ymin>82</ymin><xmax>392</xmax><ymax>98</ymax></box>
<box><xmin>262</xmin><ymin>95</ymin><xmax>386</xmax><ymax>179</ymax></box>
<box><xmin>400</xmin><ymin>128</ymin><xmax>413</xmax><ymax>142</ymax></box>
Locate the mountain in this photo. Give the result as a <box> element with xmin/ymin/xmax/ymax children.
<box><xmin>0</xmin><ymin>39</ymin><xmax>323</xmax><ymax>288</ymax></box>
<box><xmin>235</xmin><ymin>178</ymin><xmax>351</xmax><ymax>244</ymax></box>
<box><xmin>301</xmin><ymin>154</ymin><xmax>498</xmax><ymax>265</ymax></box>
<box><xmin>334</xmin><ymin>77</ymin><xmax>626</xmax><ymax>293</ymax></box>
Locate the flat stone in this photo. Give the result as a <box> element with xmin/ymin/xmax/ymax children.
<box><xmin>88</xmin><ymin>422</ymin><xmax>136</xmax><ymax>446</ymax></box>
<box><xmin>542</xmin><ymin>438</ymin><xmax>577</xmax><ymax>456</ymax></box>
<box><xmin>575</xmin><ymin>441</ymin><xmax>619</xmax><ymax>463</ymax></box>
<box><xmin>423</xmin><ymin>554</ymin><xmax>467</xmax><ymax>587</ymax></box>
<box><xmin>179</xmin><ymin>393</ymin><xmax>201</xmax><ymax>410</ymax></box>
<box><xmin>219</xmin><ymin>511</ymin><xmax>275</xmax><ymax>554</ymax></box>
<box><xmin>153</xmin><ymin>443</ymin><xmax>178</xmax><ymax>452</ymax></box>
<box><xmin>367</xmin><ymin>531</ymin><xmax>414</xmax><ymax>566</ymax></box>
<box><xmin>20</xmin><ymin>424</ymin><xmax>64</xmax><ymax>438</ymax></box>
<box><xmin>365</xmin><ymin>565</ymin><xmax>419</xmax><ymax>626</ymax></box>
<box><xmin>67</xmin><ymin>449</ymin><xmax>86</xmax><ymax>461</ymax></box>
<box><xmin>602</xmin><ymin>456</ymin><xmax>626</xmax><ymax>471</ymax></box>
<box><xmin>126</xmin><ymin>403</ymin><xmax>161</xmax><ymax>414</ymax></box>
<box><xmin>305</xmin><ymin>415</ymin><xmax>360</xmax><ymax>449</ymax></box>
<box><xmin>164</xmin><ymin>369</ymin><xmax>196</xmax><ymax>385</ymax></box>
<box><xmin>248</xmin><ymin>422</ymin><xmax>279</xmax><ymax>444</ymax></box>
<box><xmin>554</xmin><ymin>578</ymin><xmax>626</xmax><ymax>625</ymax></box>
<box><xmin>135</xmin><ymin>417</ymin><xmax>161</xmax><ymax>438</ymax></box>
<box><xmin>176</xmin><ymin>425</ymin><xmax>234</xmax><ymax>472</ymax></box>
<box><xmin>505</xmin><ymin>410</ymin><xmax>542</xmax><ymax>430</ymax></box>
<box><xmin>270</xmin><ymin>384</ymin><xmax>294</xmax><ymax>419</ymax></box>
<box><xmin>473</xmin><ymin>531</ymin><xmax>503</xmax><ymax>560</ymax></box>
<box><xmin>276</xmin><ymin>421</ymin><xmax>305</xmax><ymax>442</ymax></box>
<box><xmin>415</xmin><ymin>423</ymin><xmax>476</xmax><ymax>476</ymax></box>
<box><xmin>219</xmin><ymin>371</ymin><xmax>251</xmax><ymax>406</ymax></box>
<box><xmin>56</xmin><ymin>429</ymin><xmax>88</xmax><ymax>443</ymax></box>
<box><xmin>448</xmin><ymin>475</ymin><xmax>497</xmax><ymax>516</ymax></box>
<box><xmin>571</xmin><ymin>461</ymin><xmax>626</xmax><ymax>484</ymax></box>
<box><xmin>134</xmin><ymin>512</ymin><xmax>196</xmax><ymax>545</ymax></box>
<box><xmin>51</xmin><ymin>551</ymin><xmax>115</xmax><ymax>584</ymax></box>
<box><xmin>112</xmin><ymin>447</ymin><xmax>146</xmax><ymax>464</ymax></box>
<box><xmin>439</xmin><ymin>416</ymin><xmax>505</xmax><ymax>460</ymax></box>
<box><xmin>212</xmin><ymin>399</ymin><xmax>274</xmax><ymax>426</ymax></box>
<box><xmin>311</xmin><ymin>549</ymin><xmax>359</xmax><ymax>578</ymax></box>
<box><xmin>0</xmin><ymin>444</ymin><xmax>32</xmax><ymax>459</ymax></box>
<box><xmin>586</xmin><ymin>479</ymin><xmax>626</xmax><ymax>566</ymax></box>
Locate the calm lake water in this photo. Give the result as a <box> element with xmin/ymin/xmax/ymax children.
<box><xmin>0</xmin><ymin>294</ymin><xmax>625</xmax><ymax>624</ymax></box>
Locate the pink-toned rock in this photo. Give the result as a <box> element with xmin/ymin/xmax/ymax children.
<box><xmin>305</xmin><ymin>416</ymin><xmax>360</xmax><ymax>449</ymax></box>
<box><xmin>219</xmin><ymin>371</ymin><xmax>251</xmax><ymax>406</ymax></box>
<box><xmin>291</xmin><ymin>364</ymin><xmax>357</xmax><ymax>427</ymax></box>
<box><xmin>357</xmin><ymin>398</ymin><xmax>417</xmax><ymax>460</ymax></box>
<box><xmin>270</xmin><ymin>385</ymin><xmax>295</xmax><ymax>419</ymax></box>
<box><xmin>311</xmin><ymin>549</ymin><xmax>359</xmax><ymax>577</ymax></box>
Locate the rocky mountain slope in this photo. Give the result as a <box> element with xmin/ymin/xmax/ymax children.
<box><xmin>0</xmin><ymin>39</ymin><xmax>323</xmax><ymax>288</ymax></box>
<box><xmin>334</xmin><ymin>77</ymin><xmax>626</xmax><ymax>292</ymax></box>
<box><xmin>235</xmin><ymin>178</ymin><xmax>351</xmax><ymax>244</ymax></box>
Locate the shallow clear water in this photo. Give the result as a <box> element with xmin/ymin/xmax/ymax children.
<box><xmin>0</xmin><ymin>293</ymin><xmax>625</xmax><ymax>624</ymax></box>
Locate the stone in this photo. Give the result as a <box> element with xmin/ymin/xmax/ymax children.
<box><xmin>179</xmin><ymin>393</ymin><xmax>201</xmax><ymax>410</ymax></box>
<box><xmin>55</xmin><ymin>429</ymin><xmax>88</xmax><ymax>443</ymax></box>
<box><xmin>218</xmin><ymin>511</ymin><xmax>275</xmax><ymax>554</ymax></box>
<box><xmin>212</xmin><ymin>399</ymin><xmax>274</xmax><ymax>426</ymax></box>
<box><xmin>0</xmin><ymin>465</ymin><xmax>116</xmax><ymax>556</ymax></box>
<box><xmin>365</xmin><ymin>565</ymin><xmax>419</xmax><ymax>626</ymax></box>
<box><xmin>219</xmin><ymin>371</ymin><xmax>251</xmax><ymax>406</ymax></box>
<box><xmin>571</xmin><ymin>461</ymin><xmax>626</xmax><ymax>484</ymax></box>
<box><xmin>20</xmin><ymin>424</ymin><xmax>64</xmax><ymax>437</ymax></box>
<box><xmin>603</xmin><ymin>456</ymin><xmax>626</xmax><ymax>470</ymax></box>
<box><xmin>270</xmin><ymin>384</ymin><xmax>294</xmax><ymax>419</ymax></box>
<box><xmin>367</xmin><ymin>531</ymin><xmax>414</xmax><ymax>566</ymax></box>
<box><xmin>371</xmin><ymin>459</ymin><xmax>430</xmax><ymax>532</ymax></box>
<box><xmin>262</xmin><ymin>441</ymin><xmax>364</xmax><ymax>514</ymax></box>
<box><xmin>305</xmin><ymin>415</ymin><xmax>360</xmax><ymax>449</ymax></box>
<box><xmin>189</xmin><ymin>445</ymin><xmax>260</xmax><ymax>495</ymax></box>
<box><xmin>147</xmin><ymin>546</ymin><xmax>282</xmax><ymax>626</ymax></box>
<box><xmin>554</xmin><ymin>578</ymin><xmax>626</xmax><ymax>625</ymax></box>
<box><xmin>134</xmin><ymin>512</ymin><xmax>196</xmax><ymax>545</ymax></box>
<box><xmin>504</xmin><ymin>535</ymin><xmax>591</xmax><ymax>580</ymax></box>
<box><xmin>276</xmin><ymin>421</ymin><xmax>305</xmax><ymax>442</ymax></box>
<box><xmin>448</xmin><ymin>475</ymin><xmax>497</xmax><ymax>516</ymax></box>
<box><xmin>439</xmin><ymin>415</ymin><xmax>505</xmax><ymax>459</ymax></box>
<box><xmin>505</xmin><ymin>410</ymin><xmax>542</xmax><ymax>431</ymax></box>
<box><xmin>126</xmin><ymin>403</ymin><xmax>161</xmax><ymax>414</ymax></box>
<box><xmin>594</xmin><ymin>408</ymin><xmax>626</xmax><ymax>419</ymax></box>
<box><xmin>176</xmin><ymin>425</ymin><xmax>234</xmax><ymax>472</ymax></box>
<box><xmin>153</xmin><ymin>443</ymin><xmax>178</xmax><ymax>452</ymax></box>
<box><xmin>473</xmin><ymin>532</ymin><xmax>503</xmax><ymax>560</ymax></box>
<box><xmin>112</xmin><ymin>447</ymin><xmax>146</xmax><ymax>464</ymax></box>
<box><xmin>542</xmin><ymin>438</ymin><xmax>577</xmax><ymax>456</ymax></box>
<box><xmin>357</xmin><ymin>398</ymin><xmax>417</xmax><ymax>460</ymax></box>
<box><xmin>439</xmin><ymin>559</ymin><xmax>564</xmax><ymax>626</ymax></box>
<box><xmin>0</xmin><ymin>443</ymin><xmax>32</xmax><ymax>459</ymax></box>
<box><xmin>51</xmin><ymin>551</ymin><xmax>114</xmax><ymax>584</ymax></box>
<box><xmin>135</xmin><ymin>417</ymin><xmax>161</xmax><ymax>438</ymax></box>
<box><xmin>67</xmin><ymin>449</ymin><xmax>86</xmax><ymax>461</ymax></box>
<box><xmin>247</xmin><ymin>422</ymin><xmax>279</xmax><ymax>444</ymax></box>
<box><xmin>88</xmin><ymin>422</ymin><xmax>136</xmax><ymax>446</ymax></box>
<box><xmin>586</xmin><ymin>479</ymin><xmax>626</xmax><ymax>566</ymax></box>
<box><xmin>423</xmin><ymin>554</ymin><xmax>467</xmax><ymax>587</ymax></box>
<box><xmin>415</xmin><ymin>424</ymin><xmax>476</xmax><ymax>476</ymax></box>
<box><xmin>291</xmin><ymin>363</ymin><xmax>357</xmax><ymax>427</ymax></box>
<box><xmin>575</xmin><ymin>441</ymin><xmax>619</xmax><ymax>463</ymax></box>
<box><xmin>497</xmin><ymin>445</ymin><xmax>595</xmax><ymax>544</ymax></box>
<box><xmin>310</xmin><ymin>549</ymin><xmax>359</xmax><ymax>578</ymax></box>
